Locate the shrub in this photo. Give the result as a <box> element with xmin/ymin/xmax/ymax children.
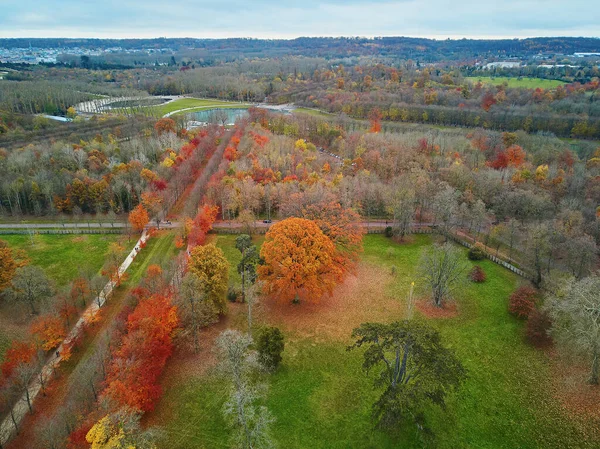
<box><xmin>227</xmin><ymin>286</ymin><xmax>238</xmax><ymax>303</ymax></box>
<box><xmin>508</xmin><ymin>285</ymin><xmax>538</xmax><ymax>319</ymax></box>
<box><xmin>384</xmin><ymin>226</ymin><xmax>393</xmax><ymax>238</ymax></box>
<box><xmin>526</xmin><ymin>309</ymin><xmax>552</xmax><ymax>347</ymax></box>
<box><xmin>469</xmin><ymin>266</ymin><xmax>486</xmax><ymax>283</ymax></box>
<box><xmin>256</xmin><ymin>326</ymin><xmax>285</xmax><ymax>370</ymax></box>
<box><xmin>468</xmin><ymin>243</ymin><xmax>486</xmax><ymax>261</ymax></box>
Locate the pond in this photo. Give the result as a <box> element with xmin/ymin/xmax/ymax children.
<box><xmin>189</xmin><ymin>108</ymin><xmax>249</xmax><ymax>125</ymax></box>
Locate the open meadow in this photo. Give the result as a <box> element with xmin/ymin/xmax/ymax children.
<box><xmin>0</xmin><ymin>233</ymin><xmax>131</xmax><ymax>361</ymax></box>
<box><xmin>148</xmin><ymin>234</ymin><xmax>598</xmax><ymax>449</ymax></box>
<box><xmin>466</xmin><ymin>76</ymin><xmax>566</xmax><ymax>89</ymax></box>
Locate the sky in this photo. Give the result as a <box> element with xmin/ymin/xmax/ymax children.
<box><xmin>1</xmin><ymin>0</ymin><xmax>599</xmax><ymax>40</ymax></box>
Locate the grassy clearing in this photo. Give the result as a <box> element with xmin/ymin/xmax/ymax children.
<box><xmin>466</xmin><ymin>76</ymin><xmax>566</xmax><ymax>89</ymax></box>
<box><xmin>156</xmin><ymin>98</ymin><xmax>250</xmax><ymax>116</ymax></box>
<box><xmin>1</xmin><ymin>233</ymin><xmax>130</xmax><ymax>287</ymax></box>
<box><xmin>293</xmin><ymin>107</ymin><xmax>333</xmax><ymax>117</ymax></box>
<box><xmin>126</xmin><ymin>231</ymin><xmax>178</xmax><ymax>286</ymax></box>
<box><xmin>154</xmin><ymin>234</ymin><xmax>595</xmax><ymax>448</ymax></box>
<box><xmin>209</xmin><ymin>233</ymin><xmax>265</xmax><ymax>284</ymax></box>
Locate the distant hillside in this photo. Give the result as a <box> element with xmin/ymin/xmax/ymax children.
<box><xmin>1</xmin><ymin>36</ymin><xmax>599</xmax><ymax>61</ymax></box>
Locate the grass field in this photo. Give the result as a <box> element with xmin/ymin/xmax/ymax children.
<box><xmin>0</xmin><ymin>234</ymin><xmax>134</xmax><ymax>362</ymax></box>
<box><xmin>1</xmin><ymin>234</ymin><xmax>130</xmax><ymax>286</ymax></box>
<box><xmin>155</xmin><ymin>98</ymin><xmax>251</xmax><ymax>117</ymax></box>
<box><xmin>293</xmin><ymin>107</ymin><xmax>333</xmax><ymax>117</ymax></box>
<box><xmin>208</xmin><ymin>234</ymin><xmax>265</xmax><ymax>284</ymax></box>
<box><xmin>153</xmin><ymin>234</ymin><xmax>595</xmax><ymax>448</ymax></box>
<box><xmin>466</xmin><ymin>76</ymin><xmax>566</xmax><ymax>89</ymax></box>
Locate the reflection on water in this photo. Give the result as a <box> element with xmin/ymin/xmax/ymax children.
<box><xmin>189</xmin><ymin>108</ymin><xmax>249</xmax><ymax>125</ymax></box>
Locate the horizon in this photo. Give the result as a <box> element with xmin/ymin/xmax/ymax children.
<box><xmin>2</xmin><ymin>0</ymin><xmax>599</xmax><ymax>41</ymax></box>
<box><xmin>2</xmin><ymin>34</ymin><xmax>600</xmax><ymax>42</ymax></box>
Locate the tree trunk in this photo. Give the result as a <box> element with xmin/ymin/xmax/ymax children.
<box><xmin>590</xmin><ymin>348</ymin><xmax>599</xmax><ymax>385</ymax></box>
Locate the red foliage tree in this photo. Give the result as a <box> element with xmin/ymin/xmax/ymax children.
<box><xmin>369</xmin><ymin>108</ymin><xmax>382</xmax><ymax>133</ymax></box>
<box><xmin>508</xmin><ymin>285</ymin><xmax>539</xmax><ymax>319</ymax></box>
<box><xmin>0</xmin><ymin>341</ymin><xmax>36</xmax><ymax>382</ymax></box>
<box><xmin>102</xmin><ymin>293</ymin><xmax>178</xmax><ymax>412</ymax></box>
<box><xmin>526</xmin><ymin>309</ymin><xmax>553</xmax><ymax>348</ymax></box>
<box><xmin>469</xmin><ymin>266</ymin><xmax>487</xmax><ymax>283</ymax></box>
<box><xmin>481</xmin><ymin>92</ymin><xmax>497</xmax><ymax>111</ymax></box>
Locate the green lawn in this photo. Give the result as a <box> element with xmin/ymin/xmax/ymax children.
<box><xmin>209</xmin><ymin>233</ymin><xmax>265</xmax><ymax>284</ymax></box>
<box><xmin>293</xmin><ymin>107</ymin><xmax>333</xmax><ymax>118</ymax></box>
<box><xmin>155</xmin><ymin>98</ymin><xmax>251</xmax><ymax>117</ymax></box>
<box><xmin>125</xmin><ymin>231</ymin><xmax>178</xmax><ymax>286</ymax></box>
<box><xmin>156</xmin><ymin>234</ymin><xmax>594</xmax><ymax>448</ymax></box>
<box><xmin>466</xmin><ymin>76</ymin><xmax>566</xmax><ymax>89</ymax></box>
<box><xmin>1</xmin><ymin>234</ymin><xmax>130</xmax><ymax>287</ymax></box>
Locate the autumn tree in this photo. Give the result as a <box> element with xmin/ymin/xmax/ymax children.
<box><xmin>349</xmin><ymin>321</ymin><xmax>466</xmax><ymax>433</ymax></box>
<box><xmin>546</xmin><ymin>276</ymin><xmax>600</xmax><ymax>384</ymax></box>
<box><xmin>86</xmin><ymin>408</ymin><xmax>158</xmax><ymax>449</ymax></box>
<box><xmin>301</xmin><ymin>201</ymin><xmax>364</xmax><ymax>268</ymax></box>
<box><xmin>128</xmin><ymin>204</ymin><xmax>149</xmax><ymax>233</ymax></box>
<box><xmin>31</xmin><ymin>314</ymin><xmax>66</xmax><ymax>351</ymax></box>
<box><xmin>188</xmin><ymin>244</ymin><xmax>230</xmax><ymax>314</ymax></box>
<box><xmin>177</xmin><ymin>273</ymin><xmax>219</xmax><ymax>353</ymax></box>
<box><xmin>0</xmin><ymin>239</ymin><xmax>27</xmax><ymax>292</ymax></box>
<box><xmin>418</xmin><ymin>244</ymin><xmax>467</xmax><ymax>307</ymax></box>
<box><xmin>258</xmin><ymin>218</ymin><xmax>342</xmax><ymax>303</ymax></box>
<box><xmin>154</xmin><ymin>117</ymin><xmax>176</xmax><ymax>135</ymax></box>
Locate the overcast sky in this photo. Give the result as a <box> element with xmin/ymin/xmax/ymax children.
<box><xmin>1</xmin><ymin>0</ymin><xmax>599</xmax><ymax>39</ymax></box>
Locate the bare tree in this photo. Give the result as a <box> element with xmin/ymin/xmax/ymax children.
<box><xmin>215</xmin><ymin>330</ymin><xmax>275</xmax><ymax>449</ymax></box>
<box><xmin>386</xmin><ymin>181</ymin><xmax>416</xmax><ymax>240</ymax></box>
<box><xmin>432</xmin><ymin>185</ymin><xmax>460</xmax><ymax>240</ymax></box>
<box><xmin>178</xmin><ymin>273</ymin><xmax>218</xmax><ymax>353</ymax></box>
<box><xmin>10</xmin><ymin>266</ymin><xmax>52</xmax><ymax>315</ymax></box>
<box><xmin>563</xmin><ymin>234</ymin><xmax>597</xmax><ymax>280</ymax></box>
<box><xmin>418</xmin><ymin>243</ymin><xmax>467</xmax><ymax>307</ymax></box>
<box><xmin>546</xmin><ymin>276</ymin><xmax>600</xmax><ymax>384</ymax></box>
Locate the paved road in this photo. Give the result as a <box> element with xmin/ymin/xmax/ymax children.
<box><xmin>0</xmin><ymin>231</ymin><xmax>149</xmax><ymax>447</ymax></box>
<box><xmin>0</xmin><ymin>220</ymin><xmax>434</xmax><ymax>230</ymax></box>
<box><xmin>0</xmin><ymin>222</ymin><xmax>181</xmax><ymax>229</ymax></box>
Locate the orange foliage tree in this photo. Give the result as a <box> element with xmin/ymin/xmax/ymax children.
<box><xmin>128</xmin><ymin>204</ymin><xmax>149</xmax><ymax>233</ymax></box>
<box><xmin>188</xmin><ymin>204</ymin><xmax>219</xmax><ymax>248</ymax></box>
<box><xmin>506</xmin><ymin>145</ymin><xmax>527</xmax><ymax>168</ymax></box>
<box><xmin>258</xmin><ymin>218</ymin><xmax>342</xmax><ymax>303</ymax></box>
<box><xmin>31</xmin><ymin>314</ymin><xmax>67</xmax><ymax>351</ymax></box>
<box><xmin>154</xmin><ymin>118</ymin><xmax>176</xmax><ymax>135</ymax></box>
<box><xmin>0</xmin><ymin>240</ymin><xmax>28</xmax><ymax>291</ymax></box>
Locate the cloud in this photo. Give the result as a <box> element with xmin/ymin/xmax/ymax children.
<box><xmin>0</xmin><ymin>0</ymin><xmax>598</xmax><ymax>39</ymax></box>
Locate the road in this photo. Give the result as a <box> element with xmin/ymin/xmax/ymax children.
<box><xmin>0</xmin><ymin>220</ymin><xmax>434</xmax><ymax>230</ymax></box>
<box><xmin>0</xmin><ymin>231</ymin><xmax>149</xmax><ymax>447</ymax></box>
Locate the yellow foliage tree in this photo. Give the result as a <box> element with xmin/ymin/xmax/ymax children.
<box><xmin>188</xmin><ymin>244</ymin><xmax>230</xmax><ymax>314</ymax></box>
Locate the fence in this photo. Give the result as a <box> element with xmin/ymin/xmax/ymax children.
<box><xmin>0</xmin><ymin>228</ymin><xmax>124</xmax><ymax>235</ymax></box>
<box><xmin>212</xmin><ymin>223</ymin><xmax>532</xmax><ymax>280</ymax></box>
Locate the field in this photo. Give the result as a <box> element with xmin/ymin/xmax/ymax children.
<box><xmin>150</xmin><ymin>234</ymin><xmax>596</xmax><ymax>448</ymax></box>
<box><xmin>0</xmin><ymin>233</ymin><xmax>132</xmax><ymax>362</ymax></box>
<box><xmin>0</xmin><ymin>233</ymin><xmax>131</xmax><ymax>286</ymax></box>
<box><xmin>293</xmin><ymin>107</ymin><xmax>333</xmax><ymax>117</ymax></box>
<box><xmin>466</xmin><ymin>76</ymin><xmax>566</xmax><ymax>89</ymax></box>
<box><xmin>156</xmin><ymin>98</ymin><xmax>251</xmax><ymax>116</ymax></box>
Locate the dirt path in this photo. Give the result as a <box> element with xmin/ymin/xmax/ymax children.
<box><xmin>0</xmin><ymin>231</ymin><xmax>149</xmax><ymax>446</ymax></box>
